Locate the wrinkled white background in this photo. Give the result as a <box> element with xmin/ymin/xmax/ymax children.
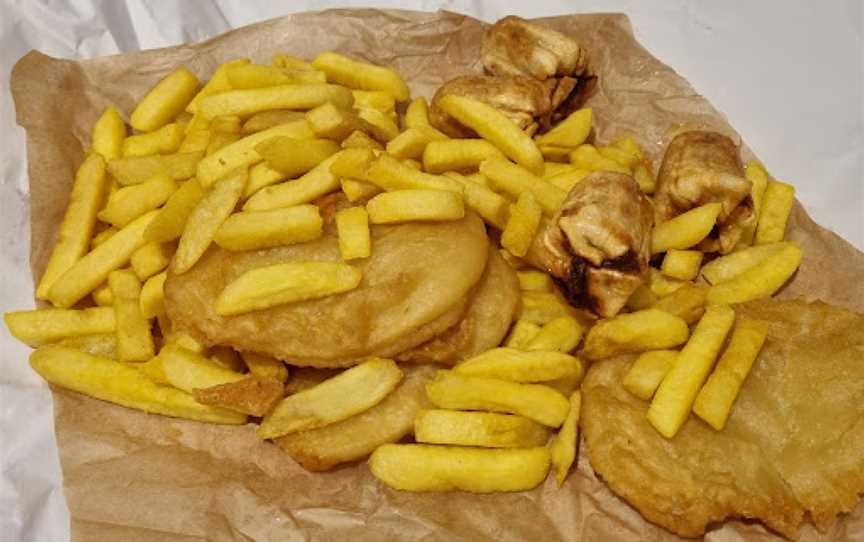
<box><xmin>0</xmin><ymin>1</ymin><xmax>861</xmax><ymax>541</ymax></box>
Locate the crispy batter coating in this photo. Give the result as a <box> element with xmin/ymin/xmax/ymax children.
<box><xmin>192</xmin><ymin>375</ymin><xmax>283</xmax><ymax>417</ymax></box>
<box><xmin>164</xmin><ymin>213</ymin><xmax>488</xmax><ymax>367</ymax></box>
<box><xmin>481</xmin><ymin>16</ymin><xmax>588</xmax><ymax>80</ymax></box>
<box><xmin>581</xmin><ymin>298</ymin><xmax>864</xmax><ymax>538</ymax></box>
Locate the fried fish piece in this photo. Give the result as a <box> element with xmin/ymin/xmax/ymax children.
<box><xmin>654</xmin><ymin>131</ymin><xmax>755</xmax><ymax>253</ymax></box>
<box><xmin>397</xmin><ymin>246</ymin><xmax>521</xmax><ymax>365</ymax></box>
<box><xmin>581</xmin><ymin>298</ymin><xmax>864</xmax><ymax>538</ymax></box>
<box><xmin>531</xmin><ymin>171</ymin><xmax>654</xmax><ymax>317</ymax></box>
<box><xmin>164</xmin><ymin>213</ymin><xmax>488</xmax><ymax>367</ymax></box>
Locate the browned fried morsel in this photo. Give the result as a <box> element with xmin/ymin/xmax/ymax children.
<box><xmin>192</xmin><ymin>375</ymin><xmax>283</xmax><ymax>417</ymax></box>
<box><xmin>655</xmin><ymin>131</ymin><xmax>755</xmax><ymax>253</ymax></box>
<box><xmin>530</xmin><ymin>171</ymin><xmax>653</xmax><ymax>318</ymax></box>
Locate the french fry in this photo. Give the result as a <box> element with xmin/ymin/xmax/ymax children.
<box><xmin>352</xmin><ymin>90</ymin><xmax>397</xmax><ymax>113</ymax></box>
<box><xmin>541</xmin><ymin>162</ymin><xmax>578</xmax><ymax>179</ymax></box>
<box><xmin>241</xmin><ymin>110</ymin><xmax>306</xmax><ymax>134</ymax></box>
<box><xmin>275</xmin><ymin>365</ymin><xmax>430</xmax><ymax>470</ymax></box>
<box><xmin>336</xmin><ymin>207</ymin><xmax>371</xmax><ymax>260</ymax></box>
<box><xmin>623</xmin><ymin>350</ymin><xmax>678</xmax><ymax>400</ymax></box>
<box><xmin>215</xmin><ymin>205</ymin><xmax>323</xmax><ymax>251</ymax></box>
<box><xmin>210</xmin><ymin>115</ymin><xmax>242</xmax><ymax>134</ymax></box>
<box><xmin>356</xmin><ymin>107</ymin><xmax>400</xmax><ymax>142</ymax></box>
<box><xmin>312</xmin><ymin>51</ymin><xmax>409</xmax><ymax>102</ymax></box>
<box><xmin>454</xmin><ymin>347</ymin><xmax>583</xmax><ymax>383</ymax></box>
<box><xmin>625</xmin><ymin>284</ymin><xmax>656</xmax><ymax>311</ymax></box>
<box><xmin>164</xmin><ymin>331</ymin><xmax>204</xmax><ymax>354</ymax></box>
<box><xmin>30</xmin><ymin>345</ymin><xmax>245</xmax><ymax>424</ymax></box>
<box><xmin>661</xmin><ymin>249</ymin><xmax>703</xmax><ymax>281</ymax></box>
<box><xmin>369</xmin><ymin>444</ymin><xmax>551</xmax><ymax>493</ymax></box>
<box><xmin>196</xmin><ymin>120</ymin><xmax>313</xmax><ymax>187</ymax></box>
<box><xmin>197</xmin><ymin>84</ymin><xmax>354</xmax><ymax>120</ymax></box>
<box><xmin>215</xmin><ymin>261</ymin><xmax>362</xmax><ymax>316</ymax></box>
<box><xmin>437</xmin><ymin>95</ymin><xmax>544</xmax><ymax>175</ymax></box>
<box><xmin>518</xmin><ymin>291</ymin><xmax>575</xmax><ymax>325</ymax></box>
<box><xmin>366</xmin><ymin>153</ymin><xmax>462</xmax><ymax>193</ymax></box>
<box><xmin>546</xmin><ymin>168</ymin><xmax>590</xmax><ymax>192</ymax></box>
<box><xmin>172</xmin><ymin>169</ymin><xmax>246</xmax><ymax>274</ymax></box>
<box><xmin>243</xmin><ymin>154</ymin><xmax>340</xmax><ymax>211</ymax></box>
<box><xmin>517</xmin><ymin>270</ymin><xmax>552</xmax><ymax>292</ymax></box>
<box><xmin>130</xmin><ymin>241</ymin><xmax>173</xmax><ymax>281</ymax></box>
<box><xmin>272</xmin><ymin>53</ymin><xmax>314</xmax><ymax>71</ymax></box>
<box><xmin>258</xmin><ymin>357</ymin><xmax>403</xmax><ymax>439</ymax></box>
<box><xmin>35</xmin><ymin>153</ymin><xmax>107</xmax><ymax>299</ymax></box>
<box><xmin>597</xmin><ymin>145</ymin><xmax>640</xmax><ymax>170</ymax></box>
<box><xmin>504</xmin><ymin>319</ymin><xmax>542</xmax><ymax>348</ymax></box>
<box><xmin>186</xmin><ymin>58</ymin><xmax>250</xmax><ymax>114</ymax></box>
<box><xmin>700</xmin><ymin>241</ymin><xmax>789</xmax><ymax>285</ymax></box>
<box><xmin>549</xmin><ymin>391</ymin><xmax>581</xmax><ymax>485</ymax></box>
<box><xmin>226</xmin><ymin>63</ymin><xmax>326</xmax><ymax>89</ymax></box>
<box><xmin>422</xmin><ymin>139</ymin><xmax>502</xmax><ymax>173</ymax></box>
<box><xmin>206</xmin><ymin>131</ymin><xmax>240</xmax><ymax>155</ymax></box>
<box><xmin>243</xmin><ymin>162</ymin><xmax>288</xmax><ymax>199</ymax></box>
<box><xmin>693</xmin><ymin>319</ymin><xmax>769</xmax><ymax>430</ymax></box>
<box><xmin>341</xmin><ymin>179</ymin><xmax>382</xmax><ymax>202</ymax></box>
<box><xmin>647</xmin><ymin>305</ymin><xmax>735</xmax><ymax>438</ymax></box>
<box><xmin>570</xmin><ymin>144</ymin><xmax>630</xmax><ymax>174</ymax></box>
<box><xmin>525</xmin><ymin>316</ymin><xmax>583</xmax><ymax>353</ymax></box>
<box><xmin>48</xmin><ymin>210</ymin><xmax>157</xmax><ymax>308</ymax></box>
<box><xmin>707</xmin><ymin>242</ymin><xmax>802</xmax><ymax>305</ymax></box>
<box><xmin>98</xmin><ymin>173</ymin><xmax>177</xmax><ymax>227</ymax></box>
<box><xmin>255</xmin><ymin>137</ymin><xmax>340</xmax><ymax>177</ymax></box>
<box><xmin>737</xmin><ymin>161</ymin><xmax>770</xmax><ymax>246</ymax></box>
<box><xmin>179</xmin><ymin>129</ymin><xmax>211</xmax><ymax>153</ymax></box>
<box><xmin>330</xmin><ymin>147</ymin><xmax>376</xmax><ymax>180</ymax></box>
<box><xmin>501</xmin><ymin>192</ymin><xmax>543</xmax><ymax>257</ymax></box>
<box><xmin>404</xmin><ymin>97</ymin><xmax>430</xmax><ymax>128</ymax></box>
<box><xmin>386</xmin><ymin>126</ymin><xmax>448</xmax><ymax>160</ymax></box>
<box><xmin>305</xmin><ymin>102</ymin><xmax>364</xmax><ymax>141</ymax></box>
<box><xmin>366</xmin><ymin>190</ymin><xmax>465</xmax><ymax>224</ymax></box>
<box><xmin>540</xmin><ymin>144</ymin><xmax>576</xmax><ymax>162</ymax></box>
<box><xmin>426</xmin><ymin>371</ymin><xmax>570</xmax><ymax>427</ymax></box>
<box><xmin>240</xmin><ymin>351</ymin><xmax>289</xmax><ymax>382</ymax></box>
<box><xmin>193</xmin><ymin>375</ymin><xmax>284</xmax><ymax>417</ymax></box>
<box><xmin>341</xmin><ymin>130</ymin><xmax>383</xmax><ymax>151</ymax></box>
<box><xmin>143</xmin><ymin>177</ymin><xmax>206</xmax><ymax>243</ymax></box>
<box><xmin>651</xmin><ymin>283</ymin><xmax>709</xmax><ymax>324</ymax></box>
<box><xmin>480</xmin><ymin>157</ymin><xmax>565</xmax><ymax>215</ymax></box>
<box><xmin>139</xmin><ymin>271</ymin><xmax>167</xmax><ymax>320</ymax></box>
<box><xmin>648</xmin><ymin>268</ymin><xmax>687</xmax><ymax>297</ymax></box>
<box><xmin>108</xmin><ymin>269</ymin><xmax>154</xmax><ymax>362</ymax></box>
<box><xmin>414</xmin><ymin>410</ymin><xmax>549</xmax><ymax>448</ymax></box>
<box><xmin>92</xmin><ymin>283</ymin><xmax>113</xmax><ymax>306</ymax></box>
<box><xmin>122</xmin><ymin>123</ymin><xmax>183</xmax><ymax>157</ymax></box>
<box><xmin>58</xmin><ymin>333</ymin><xmax>117</xmax><ymax>359</ymax></box>
<box><xmin>159</xmin><ymin>343</ymin><xmax>245</xmax><ymax>392</ymax></box>
<box><xmin>651</xmin><ymin>202</ymin><xmax>723</xmax><ymax>254</ymax></box>
<box><xmin>537</xmin><ymin>108</ymin><xmax>592</xmax><ymax>147</ymax></box>
<box><xmin>90</xmin><ymin>227</ymin><xmax>117</xmax><ymax>249</ymax></box>
<box><xmin>582</xmin><ymin>309</ymin><xmax>690</xmax><ymax>361</ymax></box>
<box><xmin>91</xmin><ymin>106</ymin><xmax>126</xmax><ymax>160</ymax></box>
<box><xmin>130</xmin><ymin>66</ymin><xmax>200</xmax><ymax>132</ymax></box>
<box><xmin>632</xmin><ymin>161</ymin><xmax>656</xmax><ymax>193</ymax></box>
<box><xmin>108</xmin><ymin>151</ymin><xmax>202</xmax><ymax>186</ymax></box>
<box><xmin>755</xmin><ymin>180</ymin><xmax>795</xmax><ymax>244</ymax></box>
<box><xmin>5</xmin><ymin>307</ymin><xmax>115</xmax><ymax>347</ymax></box>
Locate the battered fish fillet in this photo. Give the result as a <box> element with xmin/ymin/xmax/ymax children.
<box><xmin>397</xmin><ymin>246</ymin><xmax>521</xmax><ymax>365</ymax></box>
<box><xmin>164</xmin><ymin>213</ymin><xmax>488</xmax><ymax>368</ymax></box>
<box><xmin>582</xmin><ymin>298</ymin><xmax>864</xmax><ymax>538</ymax></box>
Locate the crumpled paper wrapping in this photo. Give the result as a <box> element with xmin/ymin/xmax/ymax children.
<box><xmin>10</xmin><ymin>8</ymin><xmax>864</xmax><ymax>541</ymax></box>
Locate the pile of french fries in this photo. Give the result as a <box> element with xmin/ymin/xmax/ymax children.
<box><xmin>5</xmin><ymin>47</ymin><xmax>801</xmax><ymax>494</ymax></box>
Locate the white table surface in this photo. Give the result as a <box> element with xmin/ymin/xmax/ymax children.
<box><xmin>1</xmin><ymin>1</ymin><xmax>861</xmax><ymax>540</ymax></box>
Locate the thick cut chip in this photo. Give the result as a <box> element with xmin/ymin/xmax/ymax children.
<box><xmin>549</xmin><ymin>391</ymin><xmax>581</xmax><ymax>485</ymax></box>
<box><xmin>414</xmin><ymin>409</ymin><xmax>549</xmax><ymax>448</ymax></box>
<box><xmin>130</xmin><ymin>67</ymin><xmax>199</xmax><ymax>132</ymax></box>
<box><xmin>30</xmin><ymin>345</ymin><xmax>245</xmax><ymax>424</ymax></box>
<box><xmin>159</xmin><ymin>343</ymin><xmax>245</xmax><ymax>393</ymax></box>
<box><xmin>139</xmin><ymin>271</ymin><xmax>167</xmax><ymax>320</ymax></box>
<box><xmin>501</xmin><ymin>192</ymin><xmax>542</xmax><ymax>257</ymax></box>
<box><xmin>386</xmin><ymin>126</ymin><xmax>448</xmax><ymax>160</ymax></box>
<box><xmin>305</xmin><ymin>102</ymin><xmax>364</xmax><ymax>141</ymax></box>
<box><xmin>131</xmin><ymin>241</ymin><xmax>173</xmax><ymax>281</ymax></box>
<box><xmin>426</xmin><ymin>370</ymin><xmax>570</xmax><ymax>427</ymax></box>
<box><xmin>647</xmin><ymin>305</ymin><xmax>735</xmax><ymax>438</ymax></box>
<box><xmin>661</xmin><ymin>249</ymin><xmax>703</xmax><ymax>281</ymax></box>
<box><xmin>188</xmin><ymin>59</ymin><xmax>250</xmax><ymax>114</ymax></box>
<box><xmin>755</xmin><ymin>180</ymin><xmax>795</xmax><ymax>244</ymax></box>
<box><xmin>258</xmin><ymin>357</ymin><xmax>402</xmax><ymax>439</ymax></box>
<box><xmin>5</xmin><ymin>307</ymin><xmax>115</xmax><ymax>347</ymax></box>
<box><xmin>196</xmin><ymin>84</ymin><xmax>353</xmax><ymax>120</ymax></box>
<box><xmin>312</xmin><ymin>52</ymin><xmax>409</xmax><ymax>101</ymax></box>
<box><xmin>525</xmin><ymin>316</ymin><xmax>583</xmax><ymax>352</ymax></box>
<box><xmin>98</xmin><ymin>173</ymin><xmax>177</xmax><ymax>227</ymax></box>
<box><xmin>405</xmin><ymin>97</ymin><xmax>430</xmax><ymax>128</ymax></box>
<box><xmin>366</xmin><ymin>154</ymin><xmax>463</xmax><ymax>193</ymax></box>
<box><xmin>122</xmin><ymin>123</ymin><xmax>183</xmax><ymax>157</ymax></box>
<box><xmin>536</xmin><ymin>108</ymin><xmax>591</xmax><ymax>147</ymax></box>
<box><xmin>243</xmin><ymin>154</ymin><xmax>340</xmax><ymax>211</ymax></box>
<box><xmin>706</xmin><ymin>242</ymin><xmax>802</xmax><ymax>305</ymax></box>
<box><xmin>225</xmin><ymin>63</ymin><xmax>326</xmax><ymax>88</ymax></box>
<box><xmin>454</xmin><ymin>347</ymin><xmax>583</xmax><ymax>383</ymax></box>
<box><xmin>622</xmin><ymin>349</ymin><xmax>678</xmax><ymax>400</ymax></box>
<box><xmin>91</xmin><ymin>106</ymin><xmax>126</xmax><ymax>160</ymax></box>
<box><xmin>700</xmin><ymin>241</ymin><xmax>788</xmax><ymax>285</ymax></box>
<box><xmin>108</xmin><ymin>270</ymin><xmax>154</xmax><ymax>362</ymax></box>
<box><xmin>582</xmin><ymin>309</ymin><xmax>689</xmax><ymax>360</ymax></box>
<box><xmin>651</xmin><ymin>202</ymin><xmax>722</xmax><ymax>254</ymax></box>
<box><xmin>165</xmin><ymin>212</ymin><xmax>488</xmax><ymax>367</ymax></box>
<box><xmin>517</xmin><ymin>270</ymin><xmax>553</xmax><ymax>292</ymax></box>
<box><xmin>335</xmin><ymin>206</ymin><xmax>371</xmax><ymax>260</ymax></box>
<box><xmin>423</xmin><ymin>139</ymin><xmax>502</xmax><ymax>173</ymax></box>
<box><xmin>480</xmin><ymin>157</ymin><xmax>565</xmax><ymax>215</ymax></box>
<box><xmin>108</xmin><ymin>151</ymin><xmax>202</xmax><ymax>186</ymax></box>
<box><xmin>276</xmin><ymin>365</ymin><xmax>434</xmax><ymax>471</ymax></box>
<box><xmin>504</xmin><ymin>319</ymin><xmax>541</xmax><ymax>348</ymax></box>
<box><xmin>356</xmin><ymin>107</ymin><xmax>400</xmax><ymax>142</ymax></box>
<box><xmin>58</xmin><ymin>333</ymin><xmax>117</xmax><ymax>359</ymax></box>
<box><xmin>255</xmin><ymin>137</ymin><xmax>340</xmax><ymax>177</ymax></box>
<box><xmin>144</xmin><ymin>178</ymin><xmax>206</xmax><ymax>243</ymax></box>
<box><xmin>366</xmin><ymin>190</ymin><xmax>465</xmax><ymax>224</ymax></box>
<box><xmin>650</xmin><ymin>283</ymin><xmax>709</xmax><ymax>324</ymax></box>
<box><xmin>242</xmin><ymin>110</ymin><xmax>306</xmax><ymax>134</ymax></box>
<box><xmin>214</xmin><ymin>205</ymin><xmax>323</xmax><ymax>251</ymax></box>
<box><xmin>370</xmin><ymin>444</ymin><xmax>551</xmax><ymax>493</ymax></box>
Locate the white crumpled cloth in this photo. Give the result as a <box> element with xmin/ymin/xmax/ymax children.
<box><xmin>0</xmin><ymin>1</ymin><xmax>861</xmax><ymax>541</ymax></box>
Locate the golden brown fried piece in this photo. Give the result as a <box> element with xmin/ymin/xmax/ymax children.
<box><xmin>654</xmin><ymin>131</ymin><xmax>755</xmax><ymax>253</ymax></box>
<box><xmin>482</xmin><ymin>16</ymin><xmax>588</xmax><ymax>80</ymax></box>
<box><xmin>276</xmin><ymin>364</ymin><xmax>435</xmax><ymax>471</ymax></box>
<box><xmin>398</xmin><ymin>246</ymin><xmax>521</xmax><ymax>365</ymax></box>
<box><xmin>531</xmin><ymin>171</ymin><xmax>653</xmax><ymax>317</ymax></box>
<box><xmin>192</xmin><ymin>375</ymin><xmax>283</xmax><ymax>417</ymax></box>
<box><xmin>164</xmin><ymin>213</ymin><xmax>489</xmax><ymax>367</ymax></box>
<box><xmin>582</xmin><ymin>298</ymin><xmax>864</xmax><ymax>538</ymax></box>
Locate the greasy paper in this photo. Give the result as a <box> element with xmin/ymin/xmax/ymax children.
<box><xmin>10</xmin><ymin>9</ymin><xmax>864</xmax><ymax>541</ymax></box>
